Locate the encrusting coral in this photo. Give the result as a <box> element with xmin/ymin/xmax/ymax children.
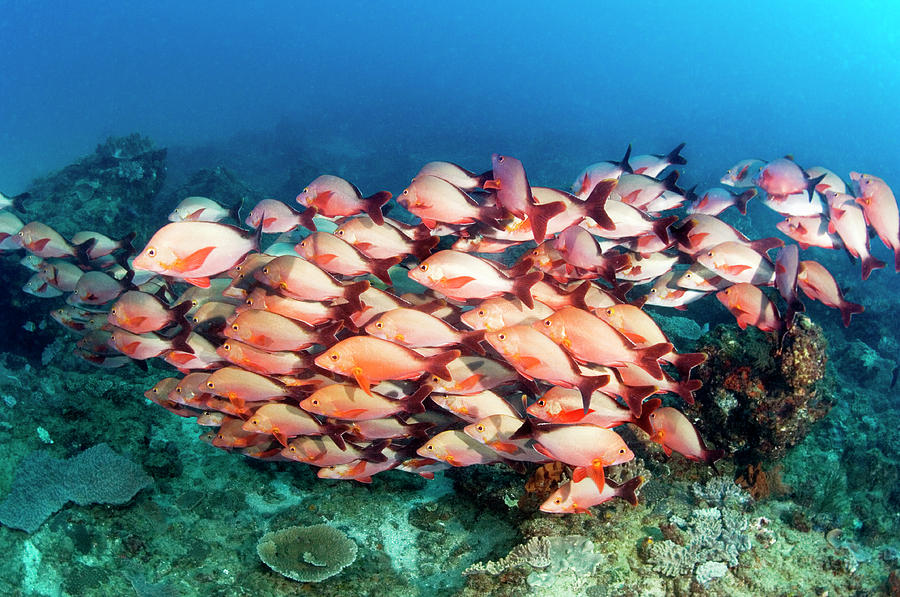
<box><xmin>256</xmin><ymin>524</ymin><xmax>358</xmax><ymax>582</ymax></box>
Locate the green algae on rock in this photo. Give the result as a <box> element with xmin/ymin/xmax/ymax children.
<box><xmin>257</xmin><ymin>524</ymin><xmax>358</xmax><ymax>582</ymax></box>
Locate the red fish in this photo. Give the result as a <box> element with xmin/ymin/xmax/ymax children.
<box><xmin>408</xmin><ymin>250</ymin><xmax>542</xmax><ymax>308</ymax></box>
<box><xmin>365</xmin><ymin>307</ymin><xmax>485</xmax><ymax>354</ymax></box>
<box><xmin>109</xmin><ymin>291</ymin><xmax>191</xmax><ymax>334</ymax></box>
<box><xmin>796</xmin><ymin>260</ymin><xmax>863</xmax><ymax>327</ymax></box>
<box><xmin>245</xmin><ymin>199</ymin><xmax>310</xmax><ymax>233</ymax></box>
<box><xmin>647</xmin><ymin>406</ymin><xmax>724</xmax><ymax>470</ymax></box>
<box><xmin>254</xmin><ymin>254</ymin><xmax>369</xmax><ymax>312</ymax></box>
<box><xmin>484</xmin><ymin>325</ymin><xmax>610</xmax><ymax>412</ymax></box>
<box><xmin>541</xmin><ymin>475</ymin><xmax>643</xmax><ymax>514</ymax></box>
<box><xmin>133</xmin><ymin>222</ymin><xmax>259</xmax><ymax>287</ymax></box>
<box><xmin>398</xmin><ymin>175</ymin><xmax>503</xmax><ymax>229</ymax></box>
<box><xmin>295</xmin><ymin>174</ymin><xmax>391</xmax><ymax>226</ymax></box>
<box><xmin>334</xmin><ymin>216</ymin><xmax>438</xmax><ymax>261</ymax></box>
<box><xmin>483</xmin><ymin>154</ymin><xmax>564</xmax><ymax>243</ymax></box>
<box><xmin>716</xmin><ymin>283</ymin><xmax>781</xmax><ymax>333</ymax></box>
<box><xmin>294</xmin><ymin>231</ymin><xmax>400</xmax><ymax>285</ymax></box>
<box><xmin>314</xmin><ymin>335</ymin><xmax>459</xmax><ymax>396</ymax></box>
<box><xmin>850</xmin><ymin>172</ymin><xmax>900</xmax><ymax>271</ymax></box>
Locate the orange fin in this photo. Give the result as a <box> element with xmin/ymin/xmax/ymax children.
<box><xmin>489</xmin><ymin>441</ymin><xmax>520</xmax><ymax>454</ymax></box>
<box><xmin>336</xmin><ymin>408</ymin><xmax>368</xmax><ymax>419</ymax></box>
<box><xmin>442</xmin><ymin>276</ymin><xmax>475</xmax><ymax>289</ymax></box>
<box><xmin>588</xmin><ymin>461</ymin><xmax>606</xmax><ymax>493</ymax></box>
<box><xmin>185</xmin><ymin>277</ymin><xmax>211</xmax><ymax>288</ymax></box>
<box><xmin>483</xmin><ymin>179</ymin><xmax>501</xmax><ymax>190</ymax></box>
<box><xmin>273</xmin><ymin>430</ymin><xmax>288</xmax><ymax>448</ymax></box>
<box><xmin>176</xmin><ymin>246</ymin><xmax>216</xmax><ymax>273</ymax></box>
<box><xmin>517</xmin><ymin>355</ymin><xmax>543</xmax><ymax>369</ymax></box>
<box><xmin>312</xmin><ymin>253</ymin><xmax>338</xmax><ymax>265</ymax></box>
<box><xmin>723</xmin><ymin>264</ymin><xmax>752</xmax><ymax>275</ymax></box>
<box><xmin>456</xmin><ymin>373</ymin><xmax>483</xmax><ymax>391</ymax></box>
<box><xmin>352</xmin><ymin>367</ymin><xmax>372</xmax><ymax>396</ymax></box>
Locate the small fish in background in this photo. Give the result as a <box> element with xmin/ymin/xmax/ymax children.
<box><xmin>0</xmin><ymin>190</ymin><xmax>30</xmax><ymax>211</ymax></box>
<box><xmin>133</xmin><ymin>221</ymin><xmax>261</xmax><ymax>288</ymax></box>
<box><xmin>484</xmin><ymin>153</ymin><xmax>564</xmax><ymax>243</ymax></box>
<box><xmin>16</xmin><ymin>221</ymin><xmax>78</xmax><ymax>259</ymax></box>
<box><xmin>721</xmin><ymin>158</ymin><xmax>765</xmax><ymax>188</ymax></box>
<box><xmin>571</xmin><ymin>144</ymin><xmax>633</xmax><ymax>198</ymax></box>
<box><xmin>415</xmin><ymin>160</ymin><xmax>492</xmax><ymax>191</ymax></box>
<box><xmin>826</xmin><ymin>191</ymin><xmax>886</xmax><ymax>280</ymax></box>
<box><xmin>753</xmin><ymin>157</ymin><xmax>826</xmax><ymax>201</ymax></box>
<box><xmin>295</xmin><ymin>174</ymin><xmax>391</xmax><ymax>226</ymax></box>
<box><xmin>629</xmin><ymin>142</ymin><xmax>687</xmax><ymax>178</ymax></box>
<box><xmin>850</xmin><ymin>171</ymin><xmax>900</xmax><ymax>271</ymax></box>
<box><xmin>244</xmin><ymin>198</ymin><xmax>312</xmax><ymax>233</ymax></box>
<box><xmin>70</xmin><ymin>230</ymin><xmax>136</xmax><ymax>261</ymax></box>
<box><xmin>168</xmin><ymin>196</ymin><xmax>241</xmax><ymax>223</ymax></box>
<box><xmin>687</xmin><ymin>187</ymin><xmax>757</xmax><ymax>216</ymax></box>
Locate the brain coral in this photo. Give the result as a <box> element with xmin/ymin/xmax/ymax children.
<box><xmin>256</xmin><ymin>524</ymin><xmax>358</xmax><ymax>582</ymax></box>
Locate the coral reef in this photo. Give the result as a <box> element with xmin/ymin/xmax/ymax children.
<box><xmin>691</xmin><ymin>316</ymin><xmax>834</xmax><ymax>461</ymax></box>
<box><xmin>20</xmin><ymin>133</ymin><xmax>166</xmax><ymax>238</ymax></box>
<box><xmin>256</xmin><ymin>524</ymin><xmax>358</xmax><ymax>582</ymax></box>
<box><xmin>0</xmin><ymin>443</ymin><xmax>152</xmax><ymax>533</ymax></box>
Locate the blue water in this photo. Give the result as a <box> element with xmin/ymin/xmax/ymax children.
<box><xmin>2</xmin><ymin>1</ymin><xmax>898</xmax><ymax>193</ymax></box>
<box><xmin>2</xmin><ymin>3</ymin><xmax>900</xmax><ymax>595</ymax></box>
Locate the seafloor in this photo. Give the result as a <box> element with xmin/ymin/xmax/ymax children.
<box><xmin>0</xmin><ymin>132</ymin><xmax>897</xmax><ymax>596</ymax></box>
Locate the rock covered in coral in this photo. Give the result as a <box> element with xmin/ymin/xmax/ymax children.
<box><xmin>20</xmin><ymin>133</ymin><xmax>166</xmax><ymax>237</ymax></box>
<box><xmin>256</xmin><ymin>524</ymin><xmax>357</xmax><ymax>582</ymax></box>
<box><xmin>690</xmin><ymin>316</ymin><xmax>834</xmax><ymax>461</ymax></box>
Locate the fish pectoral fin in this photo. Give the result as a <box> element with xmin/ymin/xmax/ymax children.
<box><xmin>312</xmin><ymin>253</ymin><xmax>338</xmax><ymax>265</ymax></box>
<box><xmin>532</xmin><ymin>443</ymin><xmax>556</xmax><ymax>460</ymax></box>
<box><xmin>354</xmin><ymin>242</ymin><xmax>374</xmax><ymax>251</ymax></box>
<box><xmin>483</xmin><ymin>179</ymin><xmax>501</xmax><ymax>190</ymax></box>
<box><xmin>489</xmin><ymin>441</ymin><xmax>520</xmax><ymax>454</ymax></box>
<box><xmin>622</xmin><ymin>331</ymin><xmax>648</xmax><ymax>345</ymax></box>
<box><xmin>175</xmin><ymin>246</ymin><xmax>216</xmax><ymax>273</ymax></box>
<box><xmin>186</xmin><ymin>208</ymin><xmax>205</xmax><ymax>220</ymax></box>
<box><xmin>456</xmin><ymin>373</ymin><xmax>483</xmax><ymax>392</ymax></box>
<box><xmin>273</xmin><ymin>430</ymin><xmax>289</xmax><ymax>448</ymax></box>
<box><xmin>723</xmin><ymin>264</ymin><xmax>752</xmax><ymax>275</ymax></box>
<box><xmin>588</xmin><ymin>459</ymin><xmax>606</xmax><ymax>493</ymax></box>
<box><xmin>184</xmin><ymin>277</ymin><xmax>211</xmax><ymax>288</ymax></box>
<box><xmin>517</xmin><ymin>355</ymin><xmax>543</xmax><ymax>369</ymax></box>
<box><xmin>337</xmin><ymin>408</ymin><xmax>368</xmax><ymax>419</ymax></box>
<box><xmin>30</xmin><ymin>238</ymin><xmax>51</xmax><ymax>252</ymax></box>
<box><xmin>352</xmin><ymin>367</ymin><xmax>372</xmax><ymax>396</ymax></box>
<box><xmin>572</xmin><ymin>466</ymin><xmax>588</xmax><ymax>483</ymax></box>
<box><xmin>442</xmin><ymin>276</ymin><xmax>476</xmax><ymax>289</ymax></box>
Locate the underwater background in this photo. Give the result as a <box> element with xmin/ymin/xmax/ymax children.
<box><xmin>1</xmin><ymin>1</ymin><xmax>899</xmax><ymax>595</ymax></box>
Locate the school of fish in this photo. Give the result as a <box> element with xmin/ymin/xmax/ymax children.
<box><xmin>2</xmin><ymin>144</ymin><xmax>894</xmax><ymax>515</ymax></box>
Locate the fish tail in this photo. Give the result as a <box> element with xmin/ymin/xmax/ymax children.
<box><xmin>361</xmin><ymin>439</ymin><xmax>390</xmax><ymax>463</ymax></box>
<box><xmin>371</xmin><ymin>256</ymin><xmax>402</xmax><ymax>285</ymax></box>
<box><xmin>651</xmin><ymin>216</ymin><xmax>678</xmax><ymax>245</ymax></box>
<box><xmin>577</xmin><ymin>374</ymin><xmax>610</xmax><ymax>414</ymax></box>
<box><xmin>675</xmin><ymin>378</ymin><xmax>703</xmax><ymax>405</ymax></box>
<box><xmin>608</xmin><ymin>475</ymin><xmax>644</xmax><ymax>506</ymax></box>
<box><xmin>363</xmin><ymin>191</ymin><xmax>392</xmax><ymax>226</ymax></box>
<box><xmin>749</xmin><ymin>237</ymin><xmax>785</xmax><ymax>254</ymax></box>
<box><xmin>402</xmin><ymin>384</ymin><xmax>432</xmax><ymax>415</ymax></box>
<box><xmin>636</xmin><ymin>342</ymin><xmax>672</xmax><ymax>380</ymax></box>
<box><xmin>412</xmin><ymin>235</ymin><xmax>440</xmax><ymax>262</ymax></box>
<box><xmin>583</xmin><ymin>179</ymin><xmax>616</xmax><ymax>229</ymax></box>
<box><xmin>670</xmin><ymin>351</ymin><xmax>707</xmax><ymax>379</ymax></box>
<box><xmin>564</xmin><ymin>280</ymin><xmax>592</xmax><ymax>310</ymax></box>
<box><xmin>668</xmin><ymin>219</ymin><xmax>694</xmax><ymax>248</ymax></box>
<box><xmin>459</xmin><ymin>330</ymin><xmax>486</xmax><ymax>355</ymax></box>
<box><xmin>633</xmin><ymin>397</ymin><xmax>661</xmax><ymax>435</ymax></box>
<box><xmin>665</xmin><ymin>142</ymin><xmax>688</xmax><ymax>166</ymax></box>
<box><xmin>861</xmin><ymin>254</ymin><xmax>886</xmax><ymax>280</ymax></box>
<box><xmin>839</xmin><ymin>300</ymin><xmax>864</xmax><ymax>328</ymax></box>
<box><xmin>511</xmin><ymin>271</ymin><xmax>543</xmax><ymax>310</ymax></box>
<box><xmin>316</xmin><ymin>320</ymin><xmax>344</xmax><ymax>346</ymax></box>
<box><xmin>617</xmin><ymin>144</ymin><xmax>633</xmax><ymax>174</ymax></box>
<box><xmin>324</xmin><ymin>423</ymin><xmax>349</xmax><ymax>450</ymax></box>
<box><xmin>298</xmin><ymin>205</ymin><xmax>318</xmax><ymax>231</ymax></box>
<box><xmin>620</xmin><ymin>383</ymin><xmax>657</xmax><ymax>418</ymax></box>
<box><xmin>474</xmin><ymin>169</ymin><xmax>494</xmax><ymax>189</ymax></box>
<box><xmin>168</xmin><ymin>300</ymin><xmax>194</xmax><ymax>331</ymax></box>
<box><xmin>895</xmin><ymin>246</ymin><xmax>900</xmax><ymax>273</ymax></box>
<box><xmin>228</xmin><ymin>198</ymin><xmax>244</xmax><ymax>223</ymax></box>
<box><xmin>735</xmin><ymin>189</ymin><xmax>757</xmax><ymax>215</ymax></box>
<box><xmin>73</xmin><ymin>237</ymin><xmax>97</xmax><ymax>266</ymax></box>
<box><xmin>9</xmin><ymin>191</ymin><xmax>30</xmax><ymax>212</ymax></box>
<box><xmin>510</xmin><ymin>416</ymin><xmax>539</xmax><ymax>441</ymax></box>
<box><xmin>660</xmin><ymin>170</ymin><xmax>683</xmax><ymax>195</ymax></box>
<box><xmin>344</xmin><ymin>280</ymin><xmax>370</xmax><ymax>313</ymax></box>
<box><xmin>424</xmin><ymin>349</ymin><xmax>461</xmax><ymax>382</ymax></box>
<box><xmin>526</xmin><ymin>200</ymin><xmax>565</xmax><ymax>243</ymax></box>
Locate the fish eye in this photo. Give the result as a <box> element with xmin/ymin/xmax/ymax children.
<box><xmin>232</xmin><ymin>324</ymin><xmax>239</xmax><ymax>332</ymax></box>
<box><xmin>477</xmin><ymin>309</ymin><xmax>484</xmax><ymax>316</ymax></box>
<box><xmin>431</xmin><ymin>376</ymin><xmax>440</xmax><ymax>383</ymax></box>
<box><xmin>249</xmin><ymin>418</ymin><xmax>258</xmax><ymax>426</ymax></box>
<box><xmin>330</xmin><ymin>353</ymin><xmax>339</xmax><ymax>361</ymax></box>
<box><xmin>147</xmin><ymin>248</ymin><xmax>156</xmax><ymax>257</ymax></box>
<box><xmin>300</xmin><ymin>241</ymin><xmax>306</xmax><ymax>247</ymax></box>
<box><xmin>111</xmin><ymin>308</ymin><xmax>116</xmax><ymax>314</ymax></box>
<box><xmin>222</xmin><ymin>343</ymin><xmax>231</xmax><ymax>351</ymax></box>
<box><xmin>619</xmin><ymin>448</ymin><xmax>626</xmax><ymax>454</ymax></box>
<box><xmin>175</xmin><ymin>387</ymin><xmax>183</xmax><ymax>393</ymax></box>
<box><xmin>419</xmin><ymin>264</ymin><xmax>428</xmax><ymax>271</ymax></box>
<box><xmin>650</xmin><ymin>413</ymin><xmax>656</xmax><ymax>419</ymax></box>
<box><xmin>543</xmin><ymin>320</ymin><xmax>552</xmax><ymax>326</ymax></box>
<box><xmin>336</xmin><ymin>229</ymin><xmax>344</xmax><ymax>236</ymax></box>
<box><xmin>497</xmin><ymin>156</ymin><xmax>505</xmax><ymax>163</ymax></box>
<box><xmin>554</xmin><ymin>498</ymin><xmax>562</xmax><ymax>504</ymax></box>
<box><xmin>192</xmin><ymin>316</ymin><xmax>200</xmax><ymax>323</ymax></box>
<box><xmin>375</xmin><ymin>322</ymin><xmax>383</xmax><ymax>328</ymax></box>
<box><xmin>303</xmin><ymin>188</ymin><xmax>309</xmax><ymax>193</ymax></box>
<box><xmin>476</xmin><ymin>425</ymin><xmax>484</xmax><ymax>432</ymax></box>
<box><xmin>290</xmin><ymin>446</ymin><xmax>297</xmax><ymax>453</ymax></box>
<box><xmin>216</xmin><ymin>434</ymin><xmax>224</xmax><ymax>440</ymax></box>
<box><xmin>426</xmin><ymin>445</ymin><xmax>433</xmax><ymax>451</ymax></box>
<box><xmin>402</xmin><ymin>189</ymin><xmax>409</xmax><ymax>196</ymax></box>
<box><xmin>650</xmin><ymin>288</ymin><xmax>656</xmax><ymax>294</ymax></box>
<box><xmin>312</xmin><ymin>399</ymin><xmax>319</xmax><ymax>405</ymax></box>
<box><xmin>497</xmin><ymin>333</ymin><xmax>506</xmax><ymax>341</ymax></box>
<box><xmin>206</xmin><ymin>382</ymin><xmax>214</xmax><ymax>389</ymax></box>
<box><xmin>706</xmin><ymin>251</ymin><xmax>713</xmax><ymax>257</ymax></box>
